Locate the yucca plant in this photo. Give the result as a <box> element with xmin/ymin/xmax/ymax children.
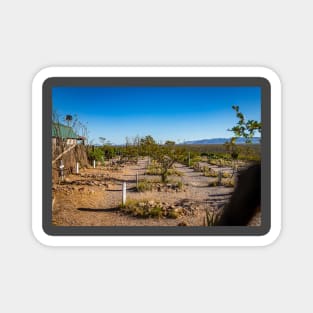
<box><xmin>205</xmin><ymin>209</ymin><xmax>221</xmax><ymax>226</ymax></box>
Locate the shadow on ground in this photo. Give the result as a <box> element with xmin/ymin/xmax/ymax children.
<box><xmin>77</xmin><ymin>207</ymin><xmax>120</xmax><ymax>212</ymax></box>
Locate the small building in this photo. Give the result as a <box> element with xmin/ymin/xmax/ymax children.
<box><xmin>52</xmin><ymin>123</ymin><xmax>85</xmax><ymax>146</ymax></box>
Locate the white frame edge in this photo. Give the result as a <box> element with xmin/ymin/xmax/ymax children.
<box><xmin>32</xmin><ymin>66</ymin><xmax>282</xmax><ymax>247</ymax></box>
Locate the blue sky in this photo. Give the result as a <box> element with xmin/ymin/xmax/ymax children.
<box><xmin>52</xmin><ymin>86</ymin><xmax>261</xmax><ymax>145</ymax></box>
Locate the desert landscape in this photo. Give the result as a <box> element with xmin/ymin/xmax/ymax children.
<box><xmin>52</xmin><ymin>151</ymin><xmax>261</xmax><ymax>227</ymax></box>
<box><xmin>51</xmin><ymin>86</ymin><xmax>262</xmax><ymax>227</ymax></box>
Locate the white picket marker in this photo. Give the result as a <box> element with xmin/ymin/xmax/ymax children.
<box><xmin>122</xmin><ymin>182</ymin><xmax>127</xmax><ymax>206</ymax></box>
<box><xmin>60</xmin><ymin>159</ymin><xmax>64</xmax><ymax>181</ymax></box>
<box><xmin>93</xmin><ymin>160</ymin><xmax>96</xmax><ymax>168</ymax></box>
<box><xmin>76</xmin><ymin>162</ymin><xmax>79</xmax><ymax>174</ymax></box>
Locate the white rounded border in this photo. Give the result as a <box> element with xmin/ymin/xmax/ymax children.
<box><xmin>32</xmin><ymin>66</ymin><xmax>281</xmax><ymax>246</ymax></box>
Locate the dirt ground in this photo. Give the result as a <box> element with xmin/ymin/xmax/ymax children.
<box><xmin>52</xmin><ymin>157</ymin><xmax>260</xmax><ymax>226</ymax></box>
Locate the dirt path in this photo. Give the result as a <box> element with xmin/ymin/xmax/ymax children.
<box><xmin>53</xmin><ymin>157</ymin><xmax>236</xmax><ymax>226</ymax></box>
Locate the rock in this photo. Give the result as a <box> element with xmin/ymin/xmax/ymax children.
<box><xmin>172</xmin><ymin>207</ymin><xmax>183</xmax><ymax>214</ymax></box>
<box><xmin>178</xmin><ymin>222</ymin><xmax>188</xmax><ymax>226</ymax></box>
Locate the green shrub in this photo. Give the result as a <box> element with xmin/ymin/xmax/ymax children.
<box><xmin>137</xmin><ymin>179</ymin><xmax>153</xmax><ymax>192</ymax></box>
<box><xmin>146</xmin><ymin>165</ymin><xmax>183</xmax><ymax>177</ymax></box>
<box><xmin>167</xmin><ymin>211</ymin><xmax>179</xmax><ymax>219</ymax></box>
<box><xmin>203</xmin><ymin>167</ymin><xmax>218</xmax><ymax>177</ymax></box>
<box><xmin>208</xmin><ymin>178</ymin><xmax>235</xmax><ymax>188</ymax></box>
<box><xmin>167</xmin><ymin>168</ymin><xmax>184</xmax><ymax>176</ymax></box>
<box><xmin>120</xmin><ymin>200</ymin><xmax>184</xmax><ymax>219</ymax></box>
<box><xmin>87</xmin><ymin>147</ymin><xmax>103</xmax><ymax>162</ymax></box>
<box><xmin>205</xmin><ymin>210</ymin><xmax>221</xmax><ymax>226</ymax></box>
<box><xmin>208</xmin><ymin>158</ymin><xmax>233</xmax><ymax>167</ymax></box>
<box><xmin>149</xmin><ymin>206</ymin><xmax>163</xmax><ymax>218</ymax></box>
<box><xmin>146</xmin><ymin>165</ymin><xmax>162</xmax><ymax>175</ymax></box>
<box><xmin>120</xmin><ymin>200</ymin><xmax>163</xmax><ymax>218</ymax></box>
<box><xmin>222</xmin><ymin>179</ymin><xmax>235</xmax><ymax>187</ymax></box>
<box><xmin>177</xmin><ymin>181</ymin><xmax>183</xmax><ymax>190</ymax></box>
<box><xmin>222</xmin><ymin>172</ymin><xmax>231</xmax><ymax>178</ymax></box>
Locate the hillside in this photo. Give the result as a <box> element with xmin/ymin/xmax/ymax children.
<box><xmin>183</xmin><ymin>137</ymin><xmax>261</xmax><ymax>145</ymax></box>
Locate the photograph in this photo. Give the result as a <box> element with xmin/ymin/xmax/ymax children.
<box><xmin>51</xmin><ymin>85</ymin><xmax>262</xmax><ymax>227</ymax></box>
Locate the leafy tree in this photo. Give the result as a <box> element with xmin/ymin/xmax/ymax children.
<box><xmin>224</xmin><ymin>137</ymin><xmax>240</xmax><ymax>160</ymax></box>
<box><xmin>139</xmin><ymin>135</ymin><xmax>158</xmax><ymax>158</ymax></box>
<box><xmin>228</xmin><ymin>105</ymin><xmax>261</xmax><ymax>144</ymax></box>
<box><xmin>87</xmin><ymin>146</ymin><xmax>103</xmax><ymax>162</ymax></box>
<box><xmin>98</xmin><ymin>137</ymin><xmax>116</xmax><ymax>160</ymax></box>
<box><xmin>226</xmin><ymin>105</ymin><xmax>262</xmax><ymax>165</ymax></box>
<box><xmin>151</xmin><ymin>144</ymin><xmax>186</xmax><ymax>182</ymax></box>
<box><xmin>140</xmin><ymin>135</ymin><xmax>156</xmax><ymax>146</ymax></box>
<box><xmin>164</xmin><ymin>140</ymin><xmax>175</xmax><ymax>146</ymax></box>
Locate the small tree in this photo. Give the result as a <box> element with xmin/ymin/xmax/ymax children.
<box><xmin>226</xmin><ymin>105</ymin><xmax>261</xmax><ymax>167</ymax></box>
<box><xmin>164</xmin><ymin>140</ymin><xmax>176</xmax><ymax>146</ymax></box>
<box><xmin>228</xmin><ymin>105</ymin><xmax>261</xmax><ymax>144</ymax></box>
<box><xmin>151</xmin><ymin>142</ymin><xmax>185</xmax><ymax>183</ymax></box>
<box><xmin>87</xmin><ymin>146</ymin><xmax>103</xmax><ymax>162</ymax></box>
<box><xmin>224</xmin><ymin>137</ymin><xmax>240</xmax><ymax>160</ymax></box>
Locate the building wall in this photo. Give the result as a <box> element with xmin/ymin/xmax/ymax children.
<box><xmin>52</xmin><ymin>142</ymin><xmax>89</xmax><ymax>182</ymax></box>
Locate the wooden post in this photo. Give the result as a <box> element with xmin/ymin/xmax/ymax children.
<box><xmin>93</xmin><ymin>160</ymin><xmax>96</xmax><ymax>168</ymax></box>
<box><xmin>136</xmin><ymin>172</ymin><xmax>139</xmax><ymax>190</ymax></box>
<box><xmin>218</xmin><ymin>170</ymin><xmax>222</xmax><ymax>185</ymax></box>
<box><xmin>76</xmin><ymin>162</ymin><xmax>79</xmax><ymax>174</ymax></box>
<box><xmin>122</xmin><ymin>182</ymin><xmax>127</xmax><ymax>206</ymax></box>
<box><xmin>232</xmin><ymin>161</ymin><xmax>237</xmax><ymax>178</ymax></box>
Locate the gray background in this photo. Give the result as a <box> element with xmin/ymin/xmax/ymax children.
<box><xmin>0</xmin><ymin>0</ymin><xmax>309</xmax><ymax>312</ymax></box>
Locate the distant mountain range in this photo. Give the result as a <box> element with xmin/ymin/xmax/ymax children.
<box><xmin>182</xmin><ymin>137</ymin><xmax>261</xmax><ymax>145</ymax></box>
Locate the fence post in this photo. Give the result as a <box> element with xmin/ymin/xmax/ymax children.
<box><xmin>136</xmin><ymin>172</ymin><xmax>139</xmax><ymax>190</ymax></box>
<box><xmin>218</xmin><ymin>170</ymin><xmax>222</xmax><ymax>185</ymax></box>
<box><xmin>76</xmin><ymin>162</ymin><xmax>79</xmax><ymax>174</ymax></box>
<box><xmin>122</xmin><ymin>182</ymin><xmax>127</xmax><ymax>206</ymax></box>
<box><xmin>93</xmin><ymin>160</ymin><xmax>96</xmax><ymax>168</ymax></box>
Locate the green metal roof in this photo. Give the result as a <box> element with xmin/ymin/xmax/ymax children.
<box><xmin>52</xmin><ymin>123</ymin><xmax>80</xmax><ymax>139</ymax></box>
